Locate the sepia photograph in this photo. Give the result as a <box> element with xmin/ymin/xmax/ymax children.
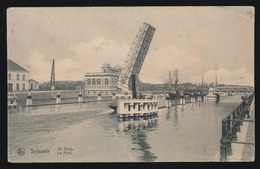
<box><xmin>7</xmin><ymin>6</ymin><xmax>254</xmax><ymax>162</ymax></box>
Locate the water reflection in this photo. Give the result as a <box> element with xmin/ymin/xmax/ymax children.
<box><xmin>166</xmin><ymin>108</ymin><xmax>170</xmax><ymax>121</ymax></box>
<box><xmin>117</xmin><ymin>116</ymin><xmax>158</xmax><ymax>161</ymax></box>
<box><xmin>173</xmin><ymin>108</ymin><xmax>178</xmax><ymax>127</ymax></box>
<box><xmin>191</xmin><ymin>102</ymin><xmax>194</xmax><ymax>112</ymax></box>
<box><xmin>8</xmin><ymin>96</ymin><xmax>244</xmax><ymax>162</ymax></box>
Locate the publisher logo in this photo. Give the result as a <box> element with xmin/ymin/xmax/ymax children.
<box><xmin>17</xmin><ymin>147</ymin><xmax>25</xmax><ymax>156</ymax></box>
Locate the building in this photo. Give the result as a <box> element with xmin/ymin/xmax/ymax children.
<box><xmin>84</xmin><ymin>63</ymin><xmax>122</xmax><ymax>96</ymax></box>
<box><xmin>7</xmin><ymin>59</ymin><xmax>29</xmax><ymax>92</ymax></box>
<box><xmin>28</xmin><ymin>79</ymin><xmax>39</xmax><ymax>91</ymax></box>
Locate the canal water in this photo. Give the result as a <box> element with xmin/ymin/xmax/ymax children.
<box><xmin>8</xmin><ymin>95</ymin><xmax>243</xmax><ymax>162</ymax></box>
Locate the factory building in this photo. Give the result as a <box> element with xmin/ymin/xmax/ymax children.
<box><xmin>84</xmin><ymin>63</ymin><xmax>122</xmax><ymax>96</ymax></box>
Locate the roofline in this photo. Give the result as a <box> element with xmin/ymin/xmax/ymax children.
<box><xmin>29</xmin><ymin>79</ymin><xmax>39</xmax><ymax>83</ymax></box>
<box><xmin>8</xmin><ymin>59</ymin><xmax>29</xmax><ymax>72</ymax></box>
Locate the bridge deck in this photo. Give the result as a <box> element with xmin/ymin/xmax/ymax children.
<box><xmin>214</xmin><ymin>86</ymin><xmax>254</xmax><ymax>94</ymax></box>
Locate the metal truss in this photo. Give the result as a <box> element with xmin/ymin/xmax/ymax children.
<box><xmin>118</xmin><ymin>23</ymin><xmax>156</xmax><ymax>93</ymax></box>
<box><xmin>214</xmin><ymin>85</ymin><xmax>254</xmax><ymax>94</ymax></box>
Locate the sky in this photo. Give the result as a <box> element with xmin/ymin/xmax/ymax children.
<box><xmin>7</xmin><ymin>7</ymin><xmax>254</xmax><ymax>86</ymax></box>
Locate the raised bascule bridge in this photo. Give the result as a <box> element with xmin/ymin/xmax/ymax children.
<box><xmin>109</xmin><ymin>22</ymin><xmax>157</xmax><ymax>115</ymax></box>
<box><xmin>117</xmin><ymin>22</ymin><xmax>156</xmax><ymax>94</ymax></box>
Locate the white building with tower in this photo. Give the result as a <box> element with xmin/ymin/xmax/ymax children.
<box><xmin>84</xmin><ymin>63</ymin><xmax>122</xmax><ymax>96</ymax></box>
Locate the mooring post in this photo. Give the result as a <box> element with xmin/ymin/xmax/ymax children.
<box><xmin>166</xmin><ymin>96</ymin><xmax>171</xmax><ymax>108</ymax></box>
<box><xmin>235</xmin><ymin>109</ymin><xmax>241</xmax><ymax>132</ymax></box>
<box><xmin>78</xmin><ymin>92</ymin><xmax>83</xmax><ymax>102</ymax></box>
<box><xmin>241</xmin><ymin>105</ymin><xmax>246</xmax><ymax>119</ymax></box>
<box><xmin>56</xmin><ymin>91</ymin><xmax>61</xmax><ymax>104</ymax></box>
<box><xmin>239</xmin><ymin>106</ymin><xmax>244</xmax><ymax>126</ymax></box>
<box><xmin>226</xmin><ymin>116</ymin><xmax>233</xmax><ymax>155</ymax></box>
<box><xmin>181</xmin><ymin>95</ymin><xmax>185</xmax><ymax>105</ymax></box>
<box><xmin>112</xmin><ymin>93</ymin><xmax>116</xmax><ymax>100</ymax></box>
<box><xmin>227</xmin><ymin>116</ymin><xmax>231</xmax><ymax>131</ymax></box>
<box><xmin>26</xmin><ymin>93</ymin><xmax>32</xmax><ymax>106</ymax></box>
<box><xmin>220</xmin><ymin>119</ymin><xmax>228</xmax><ymax>161</ymax></box>
<box><xmin>232</xmin><ymin>111</ymin><xmax>237</xmax><ymax>141</ymax></box>
<box><xmin>226</xmin><ymin>130</ymin><xmax>233</xmax><ymax>156</ymax></box>
<box><xmin>98</xmin><ymin>93</ymin><xmax>101</xmax><ymax>101</ymax></box>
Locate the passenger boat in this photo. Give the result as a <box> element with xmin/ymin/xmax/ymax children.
<box><xmin>108</xmin><ymin>95</ymin><xmax>159</xmax><ymax>118</ymax></box>
<box><xmin>117</xmin><ymin>98</ymin><xmax>158</xmax><ymax>118</ymax></box>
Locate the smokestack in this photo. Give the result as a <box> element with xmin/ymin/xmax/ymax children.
<box><xmin>175</xmin><ymin>79</ymin><xmax>179</xmax><ymax>91</ymax></box>
<box><xmin>174</xmin><ymin>69</ymin><xmax>179</xmax><ymax>91</ymax></box>
<box><xmin>169</xmin><ymin>71</ymin><xmax>172</xmax><ymax>90</ymax></box>
<box><xmin>132</xmin><ymin>74</ymin><xmax>137</xmax><ymax>99</ymax></box>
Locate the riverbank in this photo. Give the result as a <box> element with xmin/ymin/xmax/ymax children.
<box><xmin>214</xmin><ymin>96</ymin><xmax>255</xmax><ymax>162</ymax></box>
<box><xmin>228</xmin><ymin>96</ymin><xmax>255</xmax><ymax>161</ymax></box>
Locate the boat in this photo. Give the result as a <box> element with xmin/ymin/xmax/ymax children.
<box><xmin>117</xmin><ymin>97</ymin><xmax>158</xmax><ymax>118</ymax></box>
<box><xmin>108</xmin><ymin>94</ymin><xmax>158</xmax><ymax>118</ymax></box>
<box><xmin>8</xmin><ymin>93</ymin><xmax>18</xmax><ymax>109</ymax></box>
<box><xmin>206</xmin><ymin>87</ymin><xmax>218</xmax><ymax>100</ymax></box>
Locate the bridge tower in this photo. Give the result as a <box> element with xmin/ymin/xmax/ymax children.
<box><xmin>50</xmin><ymin>59</ymin><xmax>55</xmax><ymax>90</ymax></box>
<box><xmin>117</xmin><ymin>22</ymin><xmax>156</xmax><ymax>93</ymax></box>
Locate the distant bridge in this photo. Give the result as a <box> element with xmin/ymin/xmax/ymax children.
<box><xmin>214</xmin><ymin>85</ymin><xmax>254</xmax><ymax>95</ymax></box>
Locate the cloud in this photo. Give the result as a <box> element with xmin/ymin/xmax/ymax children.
<box><xmin>69</xmin><ymin>36</ymin><xmax>130</xmax><ymax>72</ymax></box>
<box><xmin>26</xmin><ymin>50</ymin><xmax>52</xmax><ymax>82</ymax></box>
<box><xmin>26</xmin><ymin>41</ymin><xmax>254</xmax><ymax>88</ymax></box>
<box><xmin>139</xmin><ymin>45</ymin><xmax>202</xmax><ymax>84</ymax></box>
<box><xmin>27</xmin><ymin>50</ymin><xmax>85</xmax><ymax>82</ymax></box>
<box><xmin>203</xmin><ymin>67</ymin><xmax>254</xmax><ymax>86</ymax></box>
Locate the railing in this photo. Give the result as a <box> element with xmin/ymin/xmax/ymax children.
<box><xmin>219</xmin><ymin>93</ymin><xmax>254</xmax><ymax>161</ymax></box>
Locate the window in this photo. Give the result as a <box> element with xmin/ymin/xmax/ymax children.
<box><xmin>92</xmin><ymin>79</ymin><xmax>96</xmax><ymax>85</ymax></box>
<box><xmin>93</xmin><ymin>91</ymin><xmax>96</xmax><ymax>95</ymax></box>
<box><xmin>106</xmin><ymin>91</ymin><xmax>108</xmax><ymax>95</ymax></box>
<box><xmin>104</xmin><ymin>69</ymin><xmax>106</xmax><ymax>73</ymax></box>
<box><xmin>23</xmin><ymin>84</ymin><xmax>25</xmax><ymax>90</ymax></box>
<box><xmin>17</xmin><ymin>74</ymin><xmax>19</xmax><ymax>80</ymax></box>
<box><xmin>9</xmin><ymin>73</ymin><xmax>11</xmax><ymax>80</ymax></box>
<box><xmin>23</xmin><ymin>74</ymin><xmax>25</xmax><ymax>80</ymax></box>
<box><xmin>97</xmin><ymin>79</ymin><xmax>100</xmax><ymax>85</ymax></box>
<box><xmin>87</xmin><ymin>79</ymin><xmax>91</xmax><ymax>85</ymax></box>
<box><xmin>105</xmin><ymin>78</ymin><xmax>108</xmax><ymax>85</ymax></box>
<box><xmin>16</xmin><ymin>83</ymin><xmax>19</xmax><ymax>91</ymax></box>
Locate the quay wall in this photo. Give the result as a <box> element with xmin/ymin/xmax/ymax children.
<box><xmin>10</xmin><ymin>90</ymin><xmax>205</xmax><ymax>108</ymax></box>
<box><xmin>157</xmin><ymin>96</ymin><xmax>166</xmax><ymax>108</ymax></box>
<box><xmin>9</xmin><ymin>90</ymin><xmax>89</xmax><ymax>101</ymax></box>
